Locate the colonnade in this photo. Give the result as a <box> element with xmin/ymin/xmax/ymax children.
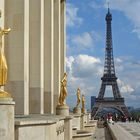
<box><xmin>1</xmin><ymin>0</ymin><xmax>66</xmax><ymax>115</ymax></box>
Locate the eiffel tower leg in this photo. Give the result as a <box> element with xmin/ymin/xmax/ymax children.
<box><xmin>91</xmin><ymin>107</ymin><xmax>99</xmax><ymax>119</ymax></box>
<box><xmin>119</xmin><ymin>106</ymin><xmax>130</xmax><ymax>117</ymax></box>
<box><xmin>98</xmin><ymin>82</ymin><xmax>106</xmax><ymax>99</ymax></box>
<box><xmin>112</xmin><ymin>82</ymin><xmax>121</xmax><ymax>98</ymax></box>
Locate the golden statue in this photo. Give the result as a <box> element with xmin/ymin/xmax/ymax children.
<box><xmin>0</xmin><ymin>10</ymin><xmax>11</xmax><ymax>98</ymax></box>
<box><xmin>58</xmin><ymin>73</ymin><xmax>68</xmax><ymax>106</ymax></box>
<box><xmin>76</xmin><ymin>88</ymin><xmax>81</xmax><ymax>107</ymax></box>
<box><xmin>81</xmin><ymin>95</ymin><xmax>85</xmax><ymax>113</ymax></box>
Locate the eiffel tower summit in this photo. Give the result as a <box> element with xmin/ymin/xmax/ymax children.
<box><xmin>91</xmin><ymin>7</ymin><xmax>129</xmax><ymax>118</ymax></box>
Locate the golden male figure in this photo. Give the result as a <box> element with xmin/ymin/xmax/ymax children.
<box><xmin>0</xmin><ymin>11</ymin><xmax>11</xmax><ymax>97</ymax></box>
<box><xmin>58</xmin><ymin>73</ymin><xmax>68</xmax><ymax>106</ymax></box>
<box><xmin>76</xmin><ymin>88</ymin><xmax>81</xmax><ymax>107</ymax></box>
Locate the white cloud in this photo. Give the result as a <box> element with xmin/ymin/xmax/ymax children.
<box><xmin>66</xmin><ymin>56</ymin><xmax>74</xmax><ymax>74</ymax></box>
<box><xmin>66</xmin><ymin>54</ymin><xmax>103</xmax><ymax>99</ymax></box>
<box><xmin>118</xmin><ymin>79</ymin><xmax>134</xmax><ymax>94</ymax></box>
<box><xmin>72</xmin><ymin>32</ymin><xmax>93</xmax><ymax>48</ymax></box>
<box><xmin>120</xmin><ymin>85</ymin><xmax>134</xmax><ymax>94</ymax></box>
<box><xmin>115</xmin><ymin>58</ymin><xmax>123</xmax><ymax>63</ymax></box>
<box><xmin>66</xmin><ymin>3</ymin><xmax>83</xmax><ymax>27</ymax></box>
<box><xmin>66</xmin><ymin>54</ymin><xmax>140</xmax><ymax>108</ymax></box>
<box><xmin>90</xmin><ymin>1</ymin><xmax>103</xmax><ymax>9</ymax></box>
<box><xmin>66</xmin><ymin>54</ymin><xmax>103</xmax><ymax>89</ymax></box>
<box><xmin>76</xmin><ymin>54</ymin><xmax>101</xmax><ymax>64</ymax></box>
<box><xmin>115</xmin><ymin>58</ymin><xmax>140</xmax><ymax>106</ymax></box>
<box><xmin>115</xmin><ymin>58</ymin><xmax>124</xmax><ymax>72</ymax></box>
<box><xmin>72</xmin><ymin>54</ymin><xmax>102</xmax><ymax>78</ymax></box>
<box><xmin>67</xmin><ymin>31</ymin><xmax>102</xmax><ymax>56</ymax></box>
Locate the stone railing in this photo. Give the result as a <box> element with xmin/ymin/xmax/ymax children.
<box><xmin>72</xmin><ymin>113</ymin><xmax>97</xmax><ymax>140</ymax></box>
<box><xmin>15</xmin><ymin>115</ymin><xmax>65</xmax><ymax>140</ymax></box>
<box><xmin>108</xmin><ymin>123</ymin><xmax>137</xmax><ymax>140</ymax></box>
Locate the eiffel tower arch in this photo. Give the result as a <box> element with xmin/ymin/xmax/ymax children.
<box><xmin>92</xmin><ymin>98</ymin><xmax>129</xmax><ymax>117</ymax></box>
<box><xmin>91</xmin><ymin>8</ymin><xmax>129</xmax><ymax>118</ymax></box>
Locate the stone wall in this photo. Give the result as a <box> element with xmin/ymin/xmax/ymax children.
<box><xmin>15</xmin><ymin>116</ymin><xmax>65</xmax><ymax>140</ymax></box>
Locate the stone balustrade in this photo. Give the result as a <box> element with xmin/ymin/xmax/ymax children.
<box><xmin>72</xmin><ymin>114</ymin><xmax>81</xmax><ymax>130</ymax></box>
<box><xmin>108</xmin><ymin>123</ymin><xmax>137</xmax><ymax>140</ymax></box>
<box><xmin>0</xmin><ymin>100</ymin><xmax>97</xmax><ymax>140</ymax></box>
<box><xmin>15</xmin><ymin>115</ymin><xmax>65</xmax><ymax>140</ymax></box>
<box><xmin>72</xmin><ymin>113</ymin><xmax>97</xmax><ymax>140</ymax></box>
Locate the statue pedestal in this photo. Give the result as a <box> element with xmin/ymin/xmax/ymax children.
<box><xmin>81</xmin><ymin>108</ymin><xmax>87</xmax><ymax>114</ymax></box>
<box><xmin>0</xmin><ymin>97</ymin><xmax>15</xmax><ymax>140</ymax></box>
<box><xmin>56</xmin><ymin>105</ymin><xmax>69</xmax><ymax>116</ymax></box>
<box><xmin>73</xmin><ymin>107</ymin><xmax>81</xmax><ymax>115</ymax></box>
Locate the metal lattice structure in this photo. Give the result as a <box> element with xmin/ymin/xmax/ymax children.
<box><xmin>91</xmin><ymin>8</ymin><xmax>129</xmax><ymax>118</ymax></box>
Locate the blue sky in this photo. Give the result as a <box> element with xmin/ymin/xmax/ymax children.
<box><xmin>66</xmin><ymin>0</ymin><xmax>140</xmax><ymax>110</ymax></box>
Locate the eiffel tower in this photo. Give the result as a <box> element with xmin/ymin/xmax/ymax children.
<box><xmin>91</xmin><ymin>8</ymin><xmax>129</xmax><ymax>118</ymax></box>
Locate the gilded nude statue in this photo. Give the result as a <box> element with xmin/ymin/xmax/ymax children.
<box><xmin>0</xmin><ymin>10</ymin><xmax>11</xmax><ymax>86</ymax></box>
<box><xmin>81</xmin><ymin>95</ymin><xmax>85</xmax><ymax>113</ymax></box>
<box><xmin>0</xmin><ymin>10</ymin><xmax>11</xmax><ymax>97</ymax></box>
<box><xmin>58</xmin><ymin>73</ymin><xmax>68</xmax><ymax>106</ymax></box>
<box><xmin>0</xmin><ymin>28</ymin><xmax>11</xmax><ymax>86</ymax></box>
<box><xmin>76</xmin><ymin>88</ymin><xmax>81</xmax><ymax>107</ymax></box>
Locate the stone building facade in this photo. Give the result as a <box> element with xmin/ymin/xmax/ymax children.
<box><xmin>0</xmin><ymin>0</ymin><xmax>66</xmax><ymax>115</ymax></box>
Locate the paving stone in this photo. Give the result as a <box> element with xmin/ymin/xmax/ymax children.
<box><xmin>93</xmin><ymin>127</ymin><xmax>112</xmax><ymax>140</ymax></box>
<box><xmin>117</xmin><ymin>122</ymin><xmax>140</xmax><ymax>139</ymax></box>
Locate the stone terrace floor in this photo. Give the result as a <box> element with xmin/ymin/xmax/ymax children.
<box><xmin>117</xmin><ymin>122</ymin><xmax>140</xmax><ymax>140</ymax></box>
<box><xmin>93</xmin><ymin>122</ymin><xmax>140</xmax><ymax>140</ymax></box>
<box><xmin>93</xmin><ymin>127</ymin><xmax>113</xmax><ymax>140</ymax></box>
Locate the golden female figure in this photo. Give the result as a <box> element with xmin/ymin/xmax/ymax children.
<box><xmin>82</xmin><ymin>95</ymin><xmax>85</xmax><ymax>109</ymax></box>
<box><xmin>81</xmin><ymin>95</ymin><xmax>85</xmax><ymax>113</ymax></box>
<box><xmin>0</xmin><ymin>11</ymin><xmax>11</xmax><ymax>97</ymax></box>
<box><xmin>76</xmin><ymin>88</ymin><xmax>81</xmax><ymax>107</ymax></box>
<box><xmin>0</xmin><ymin>28</ymin><xmax>10</xmax><ymax>86</ymax></box>
<box><xmin>58</xmin><ymin>73</ymin><xmax>68</xmax><ymax>106</ymax></box>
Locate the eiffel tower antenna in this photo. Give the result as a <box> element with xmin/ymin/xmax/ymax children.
<box><xmin>107</xmin><ymin>2</ymin><xmax>110</xmax><ymax>14</ymax></box>
<box><xmin>108</xmin><ymin>2</ymin><xmax>110</xmax><ymax>8</ymax></box>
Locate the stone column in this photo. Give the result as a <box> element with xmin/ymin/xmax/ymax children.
<box><xmin>60</xmin><ymin>0</ymin><xmax>66</xmax><ymax>77</ymax></box>
<box><xmin>24</xmin><ymin>0</ymin><xmax>30</xmax><ymax>115</ymax></box>
<box><xmin>53</xmin><ymin>0</ymin><xmax>61</xmax><ymax>113</ymax></box>
<box><xmin>5</xmin><ymin>0</ymin><xmax>29</xmax><ymax>115</ymax></box>
<box><xmin>44</xmin><ymin>0</ymin><xmax>54</xmax><ymax>114</ymax></box>
<box><xmin>55</xmin><ymin>0</ymin><xmax>67</xmax><ymax>116</ymax></box>
<box><xmin>29</xmin><ymin>0</ymin><xmax>44</xmax><ymax>114</ymax></box>
<box><xmin>0</xmin><ymin>0</ymin><xmax>4</xmax><ymax>58</ymax></box>
<box><xmin>0</xmin><ymin>98</ymin><xmax>15</xmax><ymax>140</ymax></box>
<box><xmin>40</xmin><ymin>0</ymin><xmax>45</xmax><ymax>114</ymax></box>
